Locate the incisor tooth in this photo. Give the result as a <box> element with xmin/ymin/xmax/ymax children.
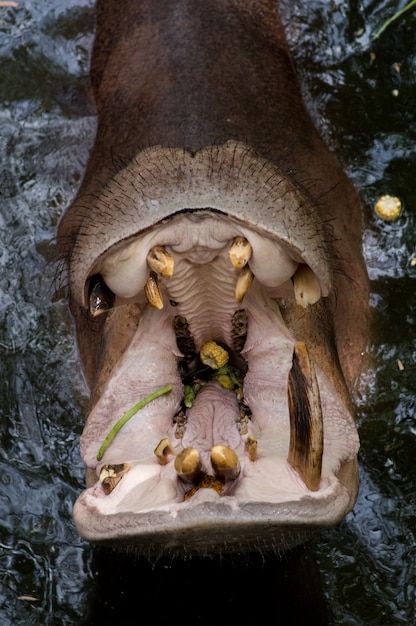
<box><xmin>287</xmin><ymin>342</ymin><xmax>323</xmax><ymax>491</ymax></box>
<box><xmin>174</xmin><ymin>447</ymin><xmax>203</xmax><ymax>483</ymax></box>
<box><xmin>235</xmin><ymin>266</ymin><xmax>254</xmax><ymax>303</ymax></box>
<box><xmin>144</xmin><ymin>271</ymin><xmax>164</xmax><ymax>309</ymax></box>
<box><xmin>147</xmin><ymin>246</ymin><xmax>174</xmax><ymax>278</ymax></box>
<box><xmin>244</xmin><ymin>435</ymin><xmax>258</xmax><ymax>461</ymax></box>
<box><xmin>229</xmin><ymin>237</ymin><xmax>252</xmax><ymax>269</ymax></box>
<box><xmin>99</xmin><ymin>463</ymin><xmax>131</xmax><ymax>495</ymax></box>
<box><xmin>210</xmin><ymin>444</ymin><xmax>240</xmax><ymax>480</ymax></box>
<box><xmin>293</xmin><ymin>264</ymin><xmax>321</xmax><ymax>308</ymax></box>
<box><xmin>154</xmin><ymin>438</ymin><xmax>176</xmax><ymax>465</ymax></box>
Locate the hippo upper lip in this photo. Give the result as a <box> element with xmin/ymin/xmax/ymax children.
<box><xmin>63</xmin><ymin>141</ymin><xmax>332</xmax><ymax>310</ymax></box>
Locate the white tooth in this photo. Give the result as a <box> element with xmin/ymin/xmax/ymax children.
<box><xmin>235</xmin><ymin>266</ymin><xmax>254</xmax><ymax>303</ymax></box>
<box><xmin>293</xmin><ymin>264</ymin><xmax>321</xmax><ymax>308</ymax></box>
<box><xmin>229</xmin><ymin>237</ymin><xmax>252</xmax><ymax>269</ymax></box>
<box><xmin>147</xmin><ymin>246</ymin><xmax>174</xmax><ymax>278</ymax></box>
<box><xmin>99</xmin><ymin>239</ymin><xmax>149</xmax><ymax>298</ymax></box>
<box><xmin>238</xmin><ymin>230</ymin><xmax>298</xmax><ymax>288</ymax></box>
<box><xmin>144</xmin><ymin>271</ymin><xmax>164</xmax><ymax>309</ymax></box>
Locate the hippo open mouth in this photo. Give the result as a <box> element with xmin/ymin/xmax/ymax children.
<box><xmin>66</xmin><ymin>142</ymin><xmax>360</xmax><ymax>554</ymax></box>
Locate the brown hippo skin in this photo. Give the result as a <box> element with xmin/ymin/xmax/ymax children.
<box><xmin>58</xmin><ymin>0</ymin><xmax>368</xmax><ymax>556</ymax></box>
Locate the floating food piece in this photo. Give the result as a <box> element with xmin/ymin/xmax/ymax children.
<box><xmin>200</xmin><ymin>341</ymin><xmax>229</xmax><ymax>369</ymax></box>
<box><xmin>374</xmin><ymin>195</ymin><xmax>402</xmax><ymax>222</ymax></box>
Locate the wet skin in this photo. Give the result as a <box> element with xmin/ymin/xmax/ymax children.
<box><xmin>58</xmin><ymin>0</ymin><xmax>368</xmax><ymax>556</ymax></box>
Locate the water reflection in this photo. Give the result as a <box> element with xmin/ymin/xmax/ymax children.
<box><xmin>0</xmin><ymin>1</ymin><xmax>415</xmax><ymax>624</ymax></box>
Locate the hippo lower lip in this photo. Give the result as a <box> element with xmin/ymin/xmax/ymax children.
<box><xmin>68</xmin><ymin>144</ymin><xmax>359</xmax><ymax>553</ymax></box>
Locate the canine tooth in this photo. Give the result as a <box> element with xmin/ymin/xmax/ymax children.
<box><xmin>147</xmin><ymin>245</ymin><xmax>174</xmax><ymax>278</ymax></box>
<box><xmin>229</xmin><ymin>237</ymin><xmax>252</xmax><ymax>269</ymax></box>
<box><xmin>174</xmin><ymin>447</ymin><xmax>203</xmax><ymax>483</ymax></box>
<box><xmin>99</xmin><ymin>463</ymin><xmax>131</xmax><ymax>495</ymax></box>
<box><xmin>287</xmin><ymin>342</ymin><xmax>323</xmax><ymax>491</ymax></box>
<box><xmin>210</xmin><ymin>444</ymin><xmax>240</xmax><ymax>480</ymax></box>
<box><xmin>293</xmin><ymin>264</ymin><xmax>321</xmax><ymax>308</ymax></box>
<box><xmin>154</xmin><ymin>438</ymin><xmax>176</xmax><ymax>465</ymax></box>
<box><xmin>89</xmin><ymin>276</ymin><xmax>115</xmax><ymax>317</ymax></box>
<box><xmin>244</xmin><ymin>435</ymin><xmax>258</xmax><ymax>461</ymax></box>
<box><xmin>144</xmin><ymin>271</ymin><xmax>164</xmax><ymax>309</ymax></box>
<box><xmin>235</xmin><ymin>266</ymin><xmax>254</xmax><ymax>303</ymax></box>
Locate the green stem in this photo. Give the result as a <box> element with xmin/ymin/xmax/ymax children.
<box><xmin>96</xmin><ymin>385</ymin><xmax>172</xmax><ymax>461</ymax></box>
<box><xmin>373</xmin><ymin>0</ymin><xmax>416</xmax><ymax>40</ymax></box>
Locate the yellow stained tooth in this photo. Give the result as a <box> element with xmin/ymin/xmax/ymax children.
<box><xmin>244</xmin><ymin>435</ymin><xmax>258</xmax><ymax>462</ymax></box>
<box><xmin>144</xmin><ymin>271</ymin><xmax>164</xmax><ymax>309</ymax></box>
<box><xmin>229</xmin><ymin>237</ymin><xmax>252</xmax><ymax>269</ymax></box>
<box><xmin>235</xmin><ymin>265</ymin><xmax>254</xmax><ymax>303</ymax></box>
<box><xmin>154</xmin><ymin>438</ymin><xmax>176</xmax><ymax>465</ymax></box>
<box><xmin>174</xmin><ymin>447</ymin><xmax>203</xmax><ymax>483</ymax></box>
<box><xmin>210</xmin><ymin>444</ymin><xmax>240</xmax><ymax>480</ymax></box>
<box><xmin>99</xmin><ymin>463</ymin><xmax>131</xmax><ymax>495</ymax></box>
<box><xmin>147</xmin><ymin>246</ymin><xmax>174</xmax><ymax>278</ymax></box>
<box><xmin>293</xmin><ymin>264</ymin><xmax>321</xmax><ymax>308</ymax></box>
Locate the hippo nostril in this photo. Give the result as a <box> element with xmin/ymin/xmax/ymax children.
<box><xmin>88</xmin><ymin>274</ymin><xmax>115</xmax><ymax>317</ymax></box>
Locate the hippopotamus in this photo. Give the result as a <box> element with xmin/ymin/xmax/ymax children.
<box><xmin>58</xmin><ymin>0</ymin><xmax>368</xmax><ymax>555</ymax></box>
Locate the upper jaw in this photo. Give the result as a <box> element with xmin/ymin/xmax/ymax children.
<box><xmin>66</xmin><ymin>142</ymin><xmax>359</xmax><ymax>554</ymax></box>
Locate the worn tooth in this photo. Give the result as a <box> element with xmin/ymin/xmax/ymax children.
<box><xmin>144</xmin><ymin>271</ymin><xmax>164</xmax><ymax>309</ymax></box>
<box><xmin>147</xmin><ymin>245</ymin><xmax>174</xmax><ymax>278</ymax></box>
<box><xmin>235</xmin><ymin>266</ymin><xmax>254</xmax><ymax>303</ymax></box>
<box><xmin>154</xmin><ymin>438</ymin><xmax>176</xmax><ymax>465</ymax></box>
<box><xmin>99</xmin><ymin>463</ymin><xmax>131</xmax><ymax>495</ymax></box>
<box><xmin>287</xmin><ymin>341</ymin><xmax>323</xmax><ymax>491</ymax></box>
<box><xmin>210</xmin><ymin>444</ymin><xmax>240</xmax><ymax>481</ymax></box>
<box><xmin>244</xmin><ymin>435</ymin><xmax>258</xmax><ymax>462</ymax></box>
<box><xmin>293</xmin><ymin>264</ymin><xmax>321</xmax><ymax>308</ymax></box>
<box><xmin>229</xmin><ymin>237</ymin><xmax>252</xmax><ymax>269</ymax></box>
<box><xmin>174</xmin><ymin>447</ymin><xmax>203</xmax><ymax>483</ymax></box>
<box><xmin>89</xmin><ymin>275</ymin><xmax>115</xmax><ymax>317</ymax></box>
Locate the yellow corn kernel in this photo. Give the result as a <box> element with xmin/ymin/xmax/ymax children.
<box><xmin>200</xmin><ymin>341</ymin><xmax>229</xmax><ymax>370</ymax></box>
<box><xmin>215</xmin><ymin>374</ymin><xmax>234</xmax><ymax>389</ymax></box>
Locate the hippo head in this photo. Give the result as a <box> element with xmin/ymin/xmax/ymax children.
<box><xmin>59</xmin><ymin>140</ymin><xmax>366</xmax><ymax>556</ymax></box>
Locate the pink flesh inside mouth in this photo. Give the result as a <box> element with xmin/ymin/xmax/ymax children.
<box><xmin>73</xmin><ymin>211</ymin><xmax>359</xmax><ymax>546</ymax></box>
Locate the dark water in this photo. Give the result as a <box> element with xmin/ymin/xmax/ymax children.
<box><xmin>0</xmin><ymin>1</ymin><xmax>415</xmax><ymax>624</ymax></box>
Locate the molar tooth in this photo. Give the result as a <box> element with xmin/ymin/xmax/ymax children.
<box><xmin>144</xmin><ymin>271</ymin><xmax>164</xmax><ymax>309</ymax></box>
<box><xmin>147</xmin><ymin>245</ymin><xmax>174</xmax><ymax>278</ymax></box>
<box><xmin>174</xmin><ymin>447</ymin><xmax>203</xmax><ymax>483</ymax></box>
<box><xmin>235</xmin><ymin>266</ymin><xmax>254</xmax><ymax>303</ymax></box>
<box><xmin>99</xmin><ymin>463</ymin><xmax>131</xmax><ymax>495</ymax></box>
<box><xmin>210</xmin><ymin>444</ymin><xmax>240</xmax><ymax>481</ymax></box>
<box><xmin>293</xmin><ymin>264</ymin><xmax>321</xmax><ymax>308</ymax></box>
<box><xmin>154</xmin><ymin>438</ymin><xmax>176</xmax><ymax>465</ymax></box>
<box><xmin>244</xmin><ymin>435</ymin><xmax>258</xmax><ymax>461</ymax></box>
<box><xmin>229</xmin><ymin>237</ymin><xmax>252</xmax><ymax>269</ymax></box>
<box><xmin>89</xmin><ymin>275</ymin><xmax>115</xmax><ymax>317</ymax></box>
<box><xmin>287</xmin><ymin>342</ymin><xmax>323</xmax><ymax>491</ymax></box>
